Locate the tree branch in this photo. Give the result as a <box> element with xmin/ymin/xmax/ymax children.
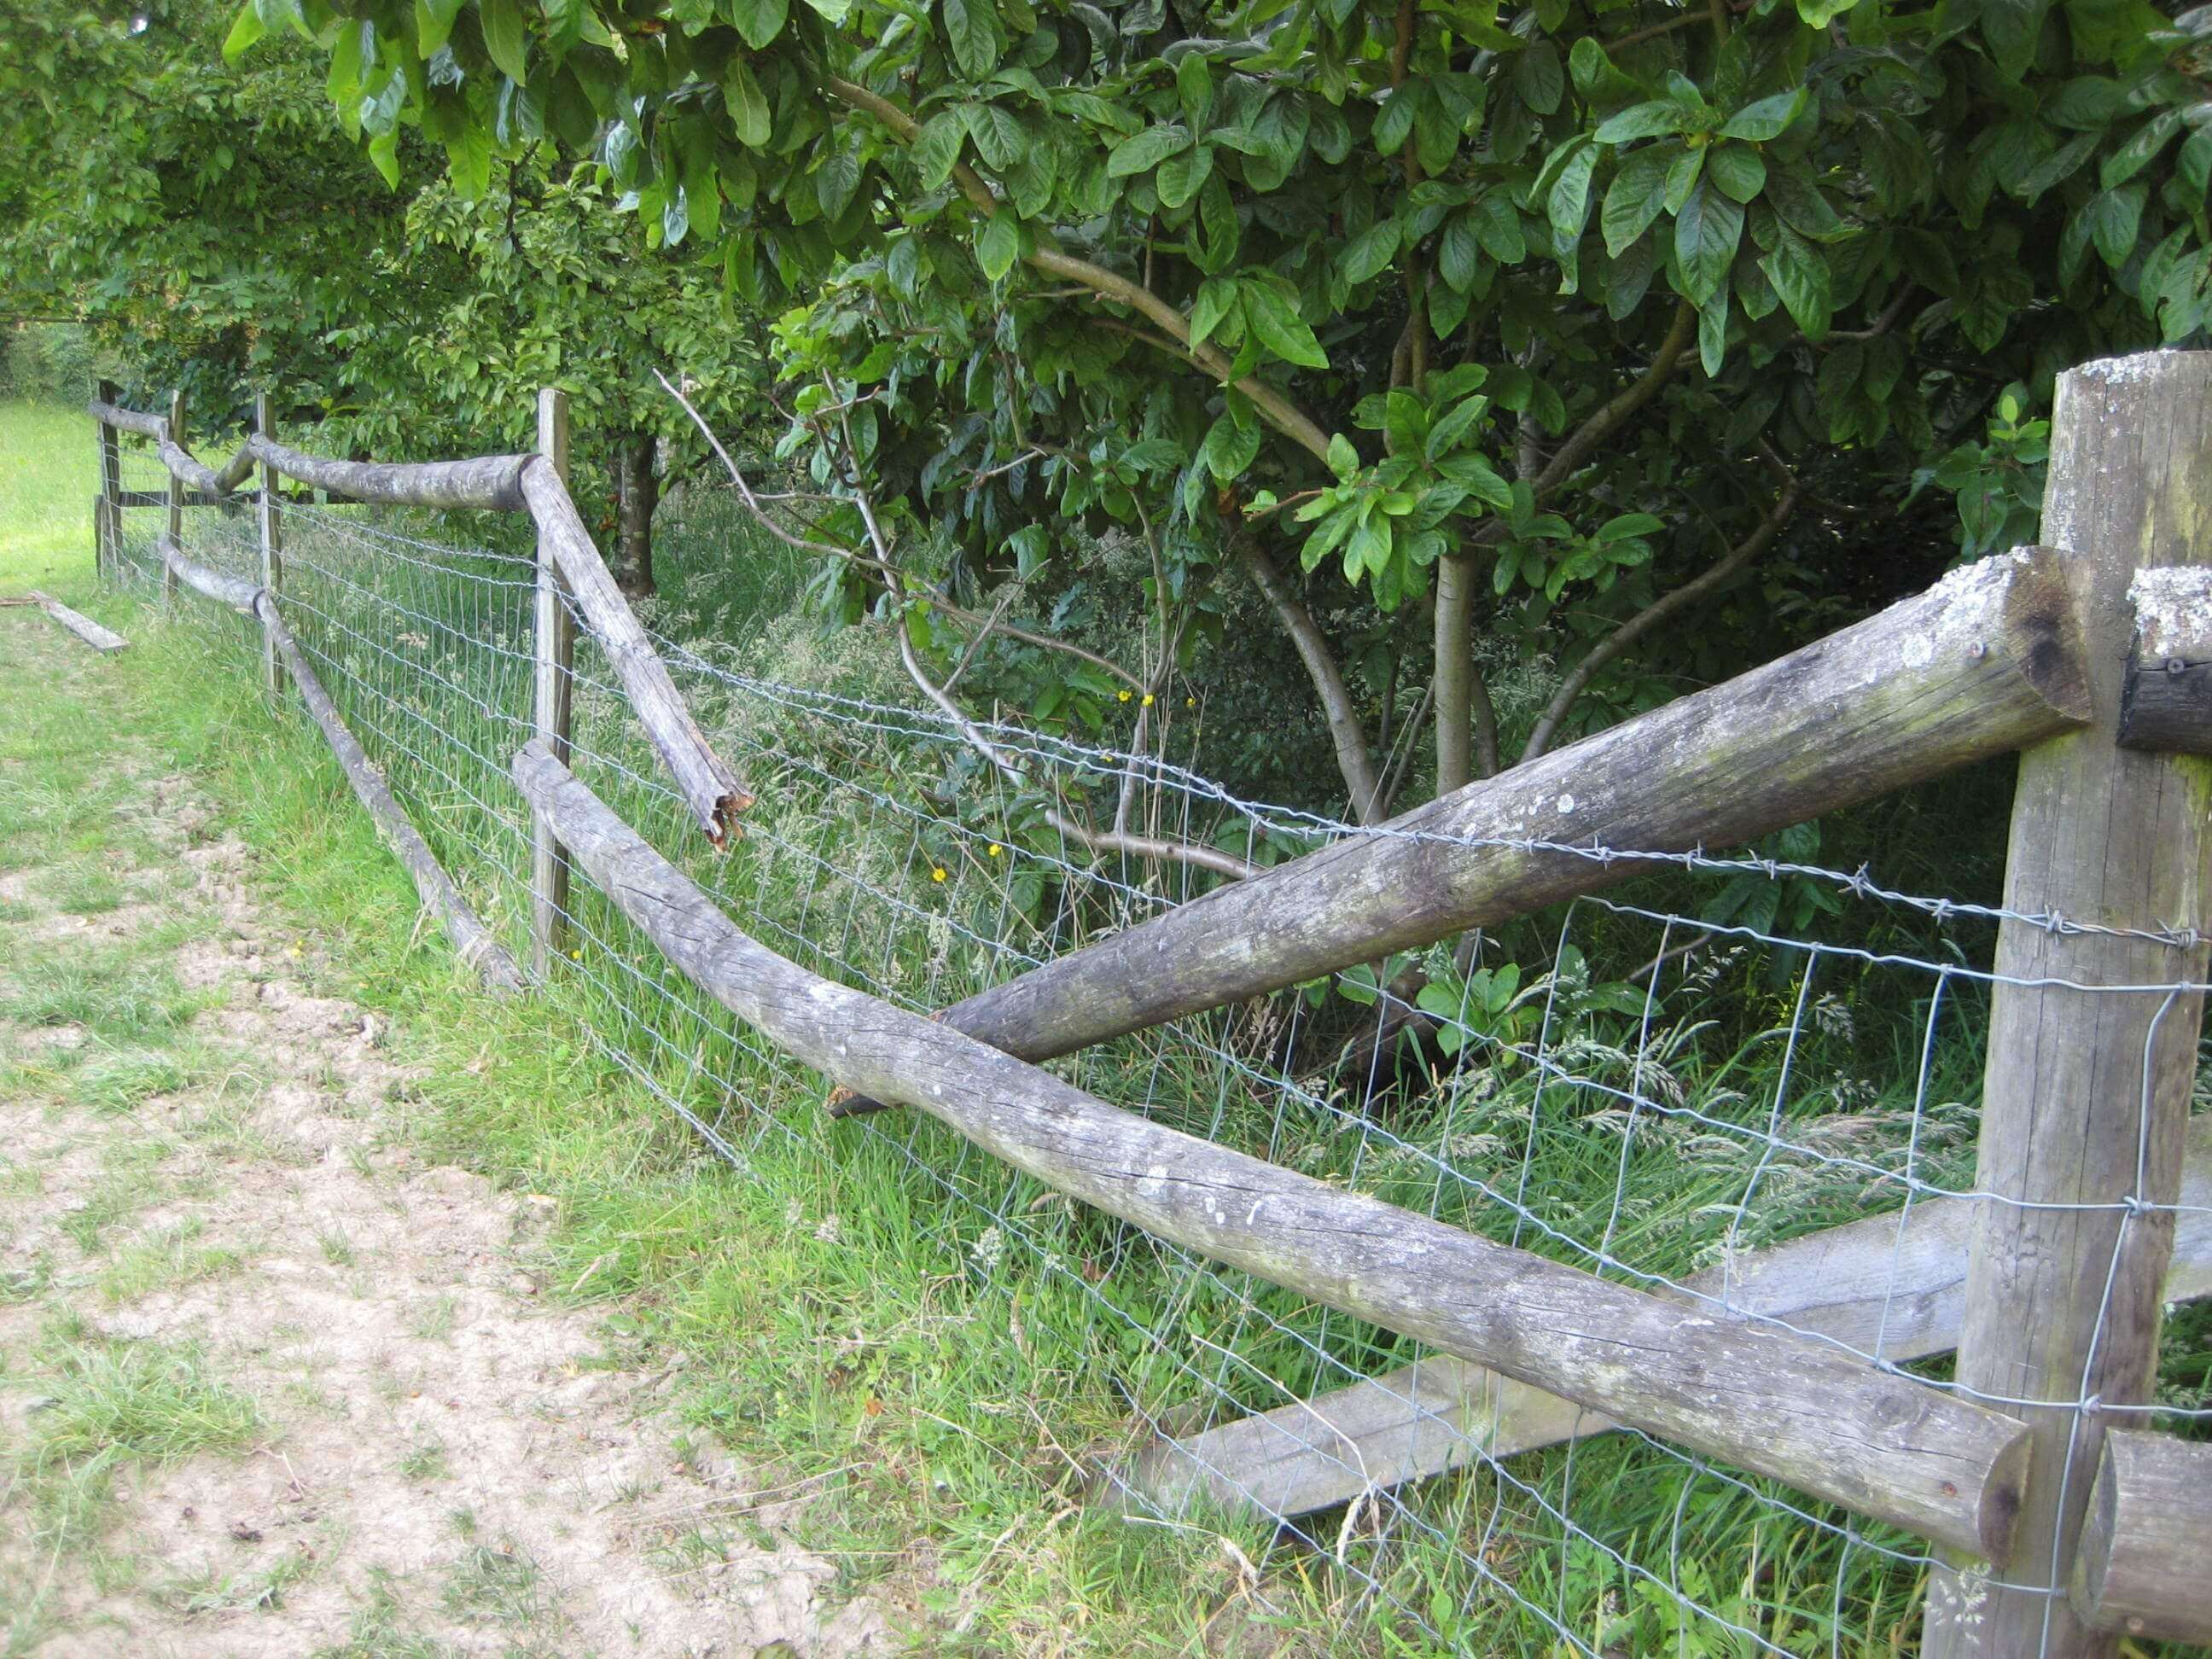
<box><xmin>1239</xmin><ymin>537</ymin><xmax>1384</xmax><ymax>824</ymax></box>
<box><xmin>1519</xmin><ymin>456</ymin><xmax>1803</xmax><ymax>760</ymax></box>
<box><xmin>824</xmin><ymin>74</ymin><xmax>1336</xmax><ymax>469</ymax></box>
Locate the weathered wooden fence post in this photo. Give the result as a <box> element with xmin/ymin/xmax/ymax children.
<box><xmin>161</xmin><ymin>388</ymin><xmax>185</xmax><ymax>602</ymax></box>
<box><xmin>94</xmin><ymin>377</ymin><xmax>120</xmax><ymax>579</ymax></box>
<box><xmin>254</xmin><ymin>393</ymin><xmax>285</xmax><ymax>696</ymax></box>
<box><xmin>1923</xmin><ymin>350</ymin><xmax>2212</xmax><ymax>1657</ymax></box>
<box><xmin>530</xmin><ymin>387</ymin><xmax>574</xmax><ymax>977</ymax></box>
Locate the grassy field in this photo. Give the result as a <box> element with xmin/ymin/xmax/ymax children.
<box><xmin>0</xmin><ymin>400</ymin><xmax>97</xmax><ymax>591</ymax></box>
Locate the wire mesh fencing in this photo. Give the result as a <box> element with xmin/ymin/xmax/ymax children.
<box><xmin>103</xmin><ymin>432</ymin><xmax>2212</xmax><ymax>1657</ymax></box>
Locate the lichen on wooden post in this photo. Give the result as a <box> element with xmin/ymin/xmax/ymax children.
<box><xmin>1922</xmin><ymin>350</ymin><xmax>2212</xmax><ymax>1659</ymax></box>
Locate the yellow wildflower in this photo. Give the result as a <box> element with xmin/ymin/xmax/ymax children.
<box><xmin>1117</xmin><ymin>690</ymin><xmax>1132</xmax><ymax>702</ymax></box>
<box><xmin>1141</xmin><ymin>693</ymin><xmax>1155</xmax><ymax>707</ymax></box>
<box><xmin>987</xmin><ymin>843</ymin><xmax>1003</xmax><ymax>858</ymax></box>
<box><xmin>931</xmin><ymin>866</ymin><xmax>948</xmax><ymax>882</ymax></box>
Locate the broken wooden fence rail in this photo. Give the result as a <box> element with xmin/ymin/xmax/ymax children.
<box><xmin>513</xmin><ymin>736</ymin><xmax>2032</xmax><ymax>1562</ymax></box>
<box><xmin>830</xmin><ymin>543</ymin><xmax>2092</xmax><ymax>1117</ymax></box>
<box><xmin>91</xmin><ymin>393</ymin><xmax>747</xmax><ymax>850</ymax></box>
<box><xmin>1122</xmin><ymin>1116</ymin><xmax>2212</xmax><ymax>1522</ymax></box>
<box><xmin>2070</xmin><ymin>1429</ymin><xmax>2212</xmax><ymax>1644</ymax></box>
<box><xmin>26</xmin><ymin>591</ymin><xmax>127</xmax><ymax>654</ymax></box>
<box><xmin>151</xmin><ymin>537</ymin><xmax>523</xmax><ymax>994</ymax></box>
<box><xmin>158</xmin><ymin>534</ymin><xmax>260</xmax><ymax>613</ymax></box>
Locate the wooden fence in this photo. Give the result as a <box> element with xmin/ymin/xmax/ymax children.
<box><xmin>86</xmin><ymin>349</ymin><xmax>2212</xmax><ymax>1655</ymax></box>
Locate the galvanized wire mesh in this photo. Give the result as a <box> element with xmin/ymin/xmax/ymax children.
<box><xmin>108</xmin><ymin>445</ymin><xmax>2211</xmax><ymax>1657</ymax></box>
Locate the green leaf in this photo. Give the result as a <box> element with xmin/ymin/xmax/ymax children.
<box><xmin>1472</xmin><ymin>193</ymin><xmax>1525</xmax><ymax>263</ymax></box>
<box><xmin>1155</xmin><ymin>143</ymin><xmax>1213</xmax><ymax>208</ymax></box>
<box><xmin>479</xmin><ymin>0</ymin><xmax>528</xmax><ymax>83</ymax></box>
<box><xmin>2081</xmin><ymin>184</ymin><xmax>2145</xmax><ymax>269</ymax></box>
<box><xmin>723</xmin><ymin>60</ymin><xmax>771</xmax><ymax>147</ymax></box>
<box><xmin>961</xmin><ymin>102</ymin><xmax>1023</xmax><ymax>171</ymax></box>
<box><xmin>1326</xmin><ymin>431</ymin><xmax>1359</xmax><ymax>480</ymax></box>
<box><xmin>1546</xmin><ymin>142</ymin><xmax>1598</xmax><ymax>243</ymax></box>
<box><xmin>368</xmin><ymin>128</ymin><xmax>401</xmax><ymax>189</ymax></box>
<box><xmin>1440</xmin><ymin>211</ymin><xmax>1483</xmax><ymax>290</ymax></box>
<box><xmin>1204</xmin><ymin>411</ymin><xmax>1261</xmax><ymax>480</ymax></box>
<box><xmin>1980</xmin><ymin>0</ymin><xmax>2049</xmax><ymax>80</ymax></box>
<box><xmin>1341</xmin><ymin>220</ymin><xmax>1400</xmax><ymax>285</ymax></box>
<box><xmin>1697</xmin><ymin>288</ymin><xmax>1729</xmax><ymax>375</ymax></box>
<box><xmin>1107</xmin><ymin>124</ymin><xmax>1190</xmax><ymax>178</ymax></box>
<box><xmin>1602</xmin><ymin>147</ymin><xmax>1671</xmax><ymax>257</ymax></box>
<box><xmin>1190</xmin><ymin>277</ymin><xmax>1239</xmax><ymax>348</ymax></box>
<box><xmin>1674</xmin><ymin>178</ymin><xmax>1743</xmax><ymax>306</ymax></box>
<box><xmin>976</xmin><ymin>212</ymin><xmax>1020</xmax><ymax>280</ymax></box>
<box><xmin>1763</xmin><ymin>166</ymin><xmax>1842</xmax><ymax>240</ymax></box>
<box><xmin>914</xmin><ymin>111</ymin><xmax>964</xmax><ymax>187</ymax></box>
<box><xmin>2099</xmin><ymin>108</ymin><xmax>2182</xmax><ymax>190</ymax></box>
<box><xmin>1760</xmin><ymin>226</ymin><xmax>1832</xmax><ymax>339</ymax></box>
<box><xmin>415</xmin><ymin>0</ymin><xmax>464</xmax><ymax>54</ymax></box>
<box><xmin>223</xmin><ymin>3</ymin><xmax>267</xmax><ymax>60</ymax></box>
<box><xmin>1515</xmin><ymin>43</ymin><xmax>1563</xmax><ymax>116</ymax></box>
<box><xmin>1596</xmin><ymin>102</ymin><xmax>1691</xmax><ymax>144</ymax></box>
<box><xmin>1707</xmin><ymin>144</ymin><xmax>1766</xmax><ymax>204</ymax></box>
<box><xmin>1718</xmin><ymin>90</ymin><xmax>1807</xmax><ymax>142</ymax></box>
<box><xmin>1795</xmin><ymin>0</ymin><xmax>1861</xmax><ymax>25</ymax></box>
<box><xmin>941</xmin><ymin>0</ymin><xmax>1000</xmax><ymax>79</ymax></box>
<box><xmin>817</xmin><ymin>148</ymin><xmax>862</xmax><ymax>219</ymax></box>
<box><xmin>1244</xmin><ymin>282</ymin><xmax>1330</xmax><ymax>369</ymax></box>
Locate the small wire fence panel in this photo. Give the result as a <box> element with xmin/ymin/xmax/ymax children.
<box><xmin>147</xmin><ymin>487</ymin><xmax>2210</xmax><ymax>1658</ymax></box>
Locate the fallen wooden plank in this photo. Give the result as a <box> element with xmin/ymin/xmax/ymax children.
<box><xmin>1121</xmin><ymin>1117</ymin><xmax>2212</xmax><ymax>1522</ymax></box>
<box><xmin>26</xmin><ymin>591</ymin><xmax>127</xmax><ymax>653</ymax></box>
<box><xmin>514</xmin><ymin>738</ymin><xmax>2032</xmax><ymax>1561</ymax></box>
<box><xmin>831</xmin><ymin>545</ymin><xmax>2091</xmax><ymax>1116</ymax></box>
<box><xmin>2072</xmin><ymin>1429</ymin><xmax>2212</xmax><ymax>1644</ymax></box>
<box><xmin>257</xmin><ymin>594</ymin><xmax>525</xmax><ymax>995</ymax></box>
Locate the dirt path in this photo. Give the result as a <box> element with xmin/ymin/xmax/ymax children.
<box><xmin>0</xmin><ymin>618</ymin><xmax>894</xmax><ymax>1656</ymax></box>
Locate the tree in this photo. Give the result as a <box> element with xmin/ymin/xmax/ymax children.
<box><xmin>212</xmin><ymin>0</ymin><xmax>2212</xmax><ymax>831</ymax></box>
<box><xmin>0</xmin><ymin>0</ymin><xmax>765</xmax><ymax>592</ymax></box>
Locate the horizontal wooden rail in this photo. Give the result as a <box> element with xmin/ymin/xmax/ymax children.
<box><xmin>830</xmin><ymin>545</ymin><xmax>2092</xmax><ymax>1116</ymax></box>
<box><xmin>2120</xmin><ymin>565</ymin><xmax>2212</xmax><ymax>754</ymax></box>
<box><xmin>1126</xmin><ymin>1117</ymin><xmax>2212</xmax><ymax>1519</ymax></box>
<box><xmin>2071</xmin><ymin>1429</ymin><xmax>2212</xmax><ymax>1643</ymax></box>
<box><xmin>513</xmin><ymin>737</ymin><xmax>2032</xmax><ymax>1560</ymax></box>
<box><xmin>86</xmin><ymin>396</ymin><xmax>169</xmax><ymax>440</ymax></box>
<box><xmin>257</xmin><ymin>594</ymin><xmax>525</xmax><ymax>994</ymax></box>
<box><xmin>247</xmin><ymin>434</ymin><xmax>532</xmax><ymax>512</ymax></box>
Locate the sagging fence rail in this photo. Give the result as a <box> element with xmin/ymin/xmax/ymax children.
<box><xmin>79</xmin><ymin>350</ymin><xmax>2212</xmax><ymax>1656</ymax></box>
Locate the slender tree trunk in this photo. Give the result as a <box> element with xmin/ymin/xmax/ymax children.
<box><xmin>614</xmin><ymin>432</ymin><xmax>658</xmax><ymax>597</ymax></box>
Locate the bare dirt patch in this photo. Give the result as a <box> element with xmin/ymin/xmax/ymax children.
<box><xmin>0</xmin><ymin>649</ymin><xmax>894</xmax><ymax>1656</ymax></box>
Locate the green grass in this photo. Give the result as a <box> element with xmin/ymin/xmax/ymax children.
<box><xmin>7</xmin><ymin>1321</ymin><xmax>266</xmax><ymax>1561</ymax></box>
<box><xmin>0</xmin><ymin>399</ymin><xmax>96</xmax><ymax>591</ymax></box>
